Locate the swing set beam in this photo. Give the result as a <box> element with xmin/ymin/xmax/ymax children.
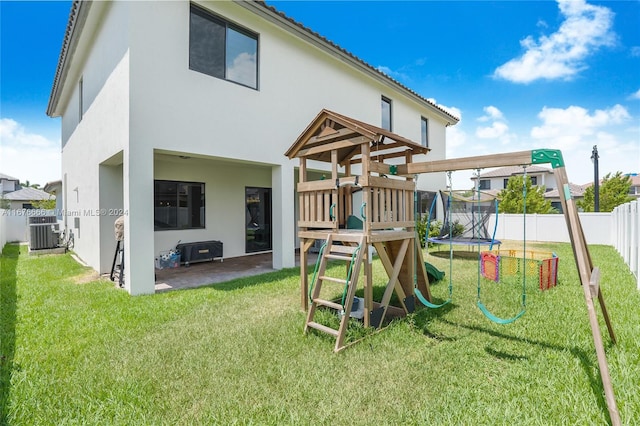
<box><xmin>399</xmin><ymin>148</ymin><xmax>620</xmax><ymax>426</ymax></box>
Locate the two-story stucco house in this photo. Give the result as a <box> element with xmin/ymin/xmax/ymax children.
<box><xmin>46</xmin><ymin>1</ymin><xmax>459</xmax><ymax>295</ymax></box>
<box><xmin>471</xmin><ymin>165</ymin><xmax>557</xmax><ymax>195</ymax></box>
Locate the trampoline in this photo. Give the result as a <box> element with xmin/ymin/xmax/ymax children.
<box><xmin>426</xmin><ymin>189</ymin><xmax>501</xmax><ymax>249</ymax></box>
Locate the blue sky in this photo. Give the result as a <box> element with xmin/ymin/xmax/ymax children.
<box><xmin>1</xmin><ymin>0</ymin><xmax>639</xmax><ymax>189</ymax></box>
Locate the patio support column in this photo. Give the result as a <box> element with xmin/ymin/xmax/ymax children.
<box><xmin>123</xmin><ymin>146</ymin><xmax>155</xmax><ymax>295</ymax></box>
<box><xmin>272</xmin><ymin>163</ymin><xmax>295</xmax><ymax>269</ymax></box>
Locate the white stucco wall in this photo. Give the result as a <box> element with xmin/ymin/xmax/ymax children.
<box><xmin>483</xmin><ymin>171</ymin><xmax>557</xmax><ymax>192</ymax></box>
<box><xmin>60</xmin><ymin>2</ymin><xmax>131</xmax><ymax>271</ymax></box>
<box><xmin>127</xmin><ymin>1</ymin><xmax>450</xmax><ymax>165</ymax></box>
<box><xmin>58</xmin><ymin>1</ymin><xmax>454</xmax><ymax>293</ymax></box>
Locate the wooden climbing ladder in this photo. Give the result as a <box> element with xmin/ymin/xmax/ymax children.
<box><xmin>305</xmin><ymin>232</ymin><xmax>366</xmax><ymax>352</ymax></box>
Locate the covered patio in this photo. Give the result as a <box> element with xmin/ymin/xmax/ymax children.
<box><xmin>152</xmin><ymin>251</ymin><xmax>318</xmax><ymax>292</ymax></box>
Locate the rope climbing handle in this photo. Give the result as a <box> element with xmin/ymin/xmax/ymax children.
<box><xmin>329</xmin><ymin>203</ymin><xmax>336</xmax><ymax>221</ymax></box>
<box><xmin>360</xmin><ymin>202</ymin><xmax>366</xmax><ymax>220</ymax></box>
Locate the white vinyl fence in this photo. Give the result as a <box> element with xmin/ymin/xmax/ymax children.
<box><xmin>488</xmin><ymin>209</ymin><xmax>637</xmax><ymax>290</ymax></box>
<box><xmin>0</xmin><ymin>209</ymin><xmax>7</xmax><ymax>252</ymax></box>
<box><xmin>611</xmin><ymin>200</ymin><xmax>639</xmax><ymax>290</ymax></box>
<box><xmin>492</xmin><ymin>213</ymin><xmax>612</xmax><ymax>245</ymax></box>
<box><xmin>0</xmin><ymin>209</ymin><xmax>58</xmax><ymax>248</ymax></box>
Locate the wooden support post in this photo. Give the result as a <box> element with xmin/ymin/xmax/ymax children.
<box><xmin>554</xmin><ymin>166</ymin><xmax>620</xmax><ymax>426</ymax></box>
<box><xmin>362</xmin><ymin>142</ymin><xmax>371</xmax><ymax>235</ymax></box>
<box><xmin>373</xmin><ymin>239</ymin><xmax>410</xmax><ymax>327</ymax></box>
<box><xmin>363</xmin><ymin>242</ymin><xmax>372</xmax><ymax>328</ymax></box>
<box><xmin>300</xmin><ymin>238</ymin><xmax>315</xmax><ymax>311</ymax></box>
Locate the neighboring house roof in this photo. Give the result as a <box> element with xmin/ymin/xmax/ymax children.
<box><xmin>483</xmin><ymin>189</ymin><xmax>502</xmax><ymax>198</ymax></box>
<box><xmin>47</xmin><ymin>1</ymin><xmax>460</xmax><ymax>125</ymax></box>
<box><xmin>3</xmin><ymin>187</ymin><xmax>55</xmax><ymax>201</ymax></box>
<box><xmin>473</xmin><ymin>165</ymin><xmax>553</xmax><ymax>179</ymax></box>
<box><xmin>544</xmin><ymin>183</ymin><xmax>585</xmax><ymax>199</ymax></box>
<box><xmin>581</xmin><ymin>173</ymin><xmax>639</xmax><ymax>187</ymax></box>
<box><xmin>0</xmin><ymin>173</ymin><xmax>19</xmax><ymax>181</ymax></box>
<box><xmin>44</xmin><ymin>179</ymin><xmax>63</xmax><ymax>194</ymax></box>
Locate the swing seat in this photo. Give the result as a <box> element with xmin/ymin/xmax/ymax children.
<box><xmin>477</xmin><ymin>301</ymin><xmax>525</xmax><ymax>325</ymax></box>
<box><xmin>415</xmin><ymin>288</ymin><xmax>451</xmax><ymax>309</ymax></box>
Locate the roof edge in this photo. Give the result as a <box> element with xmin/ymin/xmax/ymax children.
<box><xmin>239</xmin><ymin>1</ymin><xmax>460</xmax><ymax>124</ymax></box>
<box><xmin>47</xmin><ymin>1</ymin><xmax>91</xmax><ymax>118</ymax></box>
<box><xmin>47</xmin><ymin>0</ymin><xmax>461</xmax><ymax>125</ymax></box>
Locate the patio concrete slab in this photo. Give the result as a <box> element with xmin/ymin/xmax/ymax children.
<box><xmin>152</xmin><ymin>251</ymin><xmax>318</xmax><ymax>292</ymax></box>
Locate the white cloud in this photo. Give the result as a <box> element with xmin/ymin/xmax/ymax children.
<box><xmin>1</xmin><ymin>118</ymin><xmax>52</xmax><ymax>147</ymax></box>
<box><xmin>494</xmin><ymin>0</ymin><xmax>616</xmax><ymax>83</ymax></box>
<box><xmin>227</xmin><ymin>52</ymin><xmax>257</xmax><ymax>88</ymax></box>
<box><xmin>475</xmin><ymin>106</ymin><xmax>514</xmax><ymax>144</ymax></box>
<box><xmin>531</xmin><ymin>104</ymin><xmax>629</xmax><ymax>148</ymax></box>
<box><xmin>0</xmin><ymin>118</ymin><xmax>61</xmax><ymax>185</ymax></box>
<box><xmin>376</xmin><ymin>65</ymin><xmax>410</xmax><ymax>82</ymax></box>
<box><xmin>629</xmin><ymin>89</ymin><xmax>640</xmax><ymax>100</ymax></box>
<box><xmin>476</xmin><ymin>122</ymin><xmax>509</xmax><ymax>139</ymax></box>
<box><xmin>478</xmin><ymin>106</ymin><xmax>505</xmax><ymax>122</ymax></box>
<box><xmin>529</xmin><ymin>104</ymin><xmax>636</xmax><ymax>184</ymax></box>
<box><xmin>631</xmin><ymin>46</ymin><xmax>640</xmax><ymax>57</ymax></box>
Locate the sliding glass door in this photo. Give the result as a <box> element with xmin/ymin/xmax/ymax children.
<box><xmin>245</xmin><ymin>187</ymin><xmax>272</xmax><ymax>253</ymax></box>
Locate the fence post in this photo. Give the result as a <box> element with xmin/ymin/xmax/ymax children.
<box><xmin>630</xmin><ymin>201</ymin><xmax>638</xmax><ymax>285</ymax></box>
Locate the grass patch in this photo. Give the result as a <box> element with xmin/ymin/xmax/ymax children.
<box><xmin>1</xmin><ymin>242</ymin><xmax>639</xmax><ymax>424</ymax></box>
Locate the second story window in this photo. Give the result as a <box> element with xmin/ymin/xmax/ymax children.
<box><xmin>479</xmin><ymin>180</ymin><xmax>490</xmax><ymax>190</ymax></box>
<box><xmin>189</xmin><ymin>4</ymin><xmax>258</xmax><ymax>89</ymax></box>
<box><xmin>421</xmin><ymin>117</ymin><xmax>429</xmax><ymax>147</ymax></box>
<box><xmin>381</xmin><ymin>96</ymin><xmax>392</xmax><ymax>131</ymax></box>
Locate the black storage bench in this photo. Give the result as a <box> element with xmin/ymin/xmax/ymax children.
<box><xmin>176</xmin><ymin>240</ymin><xmax>223</xmax><ymax>266</ymax></box>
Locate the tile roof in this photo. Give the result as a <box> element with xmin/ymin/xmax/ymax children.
<box><xmin>254</xmin><ymin>1</ymin><xmax>459</xmax><ymax>123</ymax></box>
<box><xmin>48</xmin><ymin>1</ymin><xmax>460</xmax><ymax>124</ymax></box>
<box><xmin>581</xmin><ymin>173</ymin><xmax>640</xmax><ymax>187</ymax></box>
<box><xmin>3</xmin><ymin>187</ymin><xmax>55</xmax><ymax>201</ymax></box>
<box><xmin>544</xmin><ymin>183</ymin><xmax>585</xmax><ymax>199</ymax></box>
<box><xmin>474</xmin><ymin>165</ymin><xmax>553</xmax><ymax>179</ymax></box>
<box><xmin>0</xmin><ymin>173</ymin><xmax>19</xmax><ymax>181</ymax></box>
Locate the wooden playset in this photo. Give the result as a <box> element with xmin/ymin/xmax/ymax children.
<box><xmin>285</xmin><ymin>109</ymin><xmax>620</xmax><ymax>424</ymax></box>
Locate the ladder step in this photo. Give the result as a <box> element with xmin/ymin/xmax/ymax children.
<box><xmin>329</xmin><ymin>233</ymin><xmax>366</xmax><ymax>243</ymax></box>
<box><xmin>307</xmin><ymin>321</ymin><xmax>339</xmax><ymax>337</ymax></box>
<box><xmin>313</xmin><ymin>298</ymin><xmax>343</xmax><ymax>310</ymax></box>
<box><xmin>319</xmin><ymin>275</ymin><xmax>347</xmax><ymax>284</ymax></box>
<box><xmin>329</xmin><ymin>245</ymin><xmax>359</xmax><ymax>255</ymax></box>
<box><xmin>325</xmin><ymin>253</ymin><xmax>353</xmax><ymax>261</ymax></box>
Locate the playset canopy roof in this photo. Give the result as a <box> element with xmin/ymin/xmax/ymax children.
<box><xmin>285</xmin><ymin>109</ymin><xmax>429</xmax><ymax>166</ymax></box>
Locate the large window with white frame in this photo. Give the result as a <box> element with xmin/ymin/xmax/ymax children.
<box><xmin>189</xmin><ymin>4</ymin><xmax>259</xmax><ymax>89</ymax></box>
<box><xmin>154</xmin><ymin>180</ymin><xmax>205</xmax><ymax>230</ymax></box>
<box><xmin>381</xmin><ymin>96</ymin><xmax>392</xmax><ymax>131</ymax></box>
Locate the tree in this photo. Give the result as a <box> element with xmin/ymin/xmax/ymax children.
<box><xmin>20</xmin><ymin>180</ymin><xmax>41</xmax><ymax>189</ymax></box>
<box><xmin>577</xmin><ymin>172</ymin><xmax>634</xmax><ymax>212</ymax></box>
<box><xmin>32</xmin><ymin>198</ymin><xmax>56</xmax><ymax>210</ymax></box>
<box><xmin>498</xmin><ymin>175</ymin><xmax>555</xmax><ymax>214</ymax></box>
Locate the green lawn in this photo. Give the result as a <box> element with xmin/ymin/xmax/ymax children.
<box><xmin>1</xmin><ymin>242</ymin><xmax>639</xmax><ymax>424</ymax></box>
